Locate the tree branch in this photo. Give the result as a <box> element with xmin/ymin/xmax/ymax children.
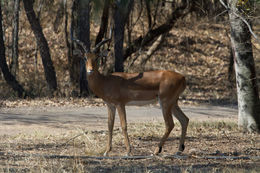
<box><xmin>140</xmin><ymin>33</ymin><xmax>166</xmax><ymax>66</ymax></box>
<box><xmin>123</xmin><ymin>1</ymin><xmax>193</xmax><ymax>61</ymax></box>
<box><xmin>219</xmin><ymin>0</ymin><xmax>260</xmax><ymax>43</ymax></box>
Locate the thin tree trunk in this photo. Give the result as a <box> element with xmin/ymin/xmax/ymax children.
<box><xmin>23</xmin><ymin>0</ymin><xmax>57</xmax><ymax>95</ymax></box>
<box><xmin>228</xmin><ymin>0</ymin><xmax>260</xmax><ymax>132</ymax></box>
<box><xmin>0</xmin><ymin>2</ymin><xmax>26</xmax><ymax>98</ymax></box>
<box><xmin>10</xmin><ymin>0</ymin><xmax>20</xmax><ymax>77</ymax></box>
<box><xmin>113</xmin><ymin>8</ymin><xmax>125</xmax><ymax>72</ymax></box>
<box><xmin>145</xmin><ymin>0</ymin><xmax>152</xmax><ymax>29</ymax></box>
<box><xmin>53</xmin><ymin>0</ymin><xmax>65</xmax><ymax>33</ymax></box>
<box><xmin>71</xmin><ymin>0</ymin><xmax>91</xmax><ymax>96</ymax></box>
<box><xmin>113</xmin><ymin>0</ymin><xmax>134</xmax><ymax>72</ymax></box>
<box><xmin>77</xmin><ymin>0</ymin><xmax>90</xmax><ymax>97</ymax></box>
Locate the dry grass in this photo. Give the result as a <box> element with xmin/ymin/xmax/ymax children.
<box><xmin>0</xmin><ymin>121</ymin><xmax>259</xmax><ymax>172</ymax></box>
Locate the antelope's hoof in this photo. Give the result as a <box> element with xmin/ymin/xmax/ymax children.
<box><xmin>179</xmin><ymin>144</ymin><xmax>185</xmax><ymax>152</ymax></box>
<box><xmin>125</xmin><ymin>148</ymin><xmax>131</xmax><ymax>156</ymax></box>
<box><xmin>153</xmin><ymin>146</ymin><xmax>162</xmax><ymax>155</ymax></box>
<box><xmin>103</xmin><ymin>151</ymin><xmax>109</xmax><ymax>157</ymax></box>
<box><xmin>125</xmin><ymin>152</ymin><xmax>131</xmax><ymax>157</ymax></box>
<box><xmin>176</xmin><ymin>151</ymin><xmax>182</xmax><ymax>155</ymax></box>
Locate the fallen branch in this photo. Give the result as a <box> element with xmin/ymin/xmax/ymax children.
<box><xmin>1</xmin><ymin>151</ymin><xmax>260</xmax><ymax>161</ymax></box>
<box><xmin>56</xmin><ymin>131</ymin><xmax>88</xmax><ymax>147</ymax></box>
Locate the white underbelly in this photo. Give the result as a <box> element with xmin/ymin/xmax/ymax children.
<box><xmin>126</xmin><ymin>99</ymin><xmax>157</xmax><ymax>106</ymax></box>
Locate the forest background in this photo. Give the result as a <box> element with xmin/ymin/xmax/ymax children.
<box><xmin>0</xmin><ymin>0</ymin><xmax>259</xmax><ymax>106</ymax></box>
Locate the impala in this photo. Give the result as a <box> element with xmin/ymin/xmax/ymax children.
<box><xmin>74</xmin><ymin>39</ymin><xmax>189</xmax><ymax>156</ymax></box>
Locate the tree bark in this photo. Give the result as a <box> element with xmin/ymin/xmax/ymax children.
<box><xmin>228</xmin><ymin>0</ymin><xmax>260</xmax><ymax>132</ymax></box>
<box><xmin>113</xmin><ymin>0</ymin><xmax>134</xmax><ymax>72</ymax></box>
<box><xmin>70</xmin><ymin>0</ymin><xmax>91</xmax><ymax>96</ymax></box>
<box><xmin>23</xmin><ymin>0</ymin><xmax>57</xmax><ymax>95</ymax></box>
<box><xmin>0</xmin><ymin>2</ymin><xmax>26</xmax><ymax>98</ymax></box>
<box><xmin>10</xmin><ymin>0</ymin><xmax>20</xmax><ymax>77</ymax></box>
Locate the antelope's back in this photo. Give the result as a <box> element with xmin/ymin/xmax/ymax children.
<box><xmin>111</xmin><ymin>70</ymin><xmax>184</xmax><ymax>90</ymax></box>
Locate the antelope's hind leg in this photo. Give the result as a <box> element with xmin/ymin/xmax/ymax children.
<box><xmin>172</xmin><ymin>105</ymin><xmax>189</xmax><ymax>152</ymax></box>
<box><xmin>154</xmin><ymin>103</ymin><xmax>174</xmax><ymax>155</ymax></box>
<box><xmin>117</xmin><ymin>104</ymin><xmax>131</xmax><ymax>156</ymax></box>
<box><xmin>104</xmin><ymin>104</ymin><xmax>116</xmax><ymax>156</ymax></box>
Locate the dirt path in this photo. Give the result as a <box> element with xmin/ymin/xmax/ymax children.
<box><xmin>0</xmin><ymin>105</ymin><xmax>237</xmax><ymax>136</ymax></box>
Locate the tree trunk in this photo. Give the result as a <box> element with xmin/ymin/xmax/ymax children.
<box><xmin>70</xmin><ymin>0</ymin><xmax>91</xmax><ymax>96</ymax></box>
<box><xmin>0</xmin><ymin>2</ymin><xmax>26</xmax><ymax>98</ymax></box>
<box><xmin>228</xmin><ymin>0</ymin><xmax>260</xmax><ymax>132</ymax></box>
<box><xmin>23</xmin><ymin>0</ymin><xmax>57</xmax><ymax>95</ymax></box>
<box><xmin>113</xmin><ymin>0</ymin><xmax>134</xmax><ymax>72</ymax></box>
<box><xmin>10</xmin><ymin>0</ymin><xmax>20</xmax><ymax>77</ymax></box>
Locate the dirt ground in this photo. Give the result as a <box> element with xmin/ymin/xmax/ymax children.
<box><xmin>0</xmin><ymin>100</ymin><xmax>259</xmax><ymax>172</ymax></box>
<box><xmin>0</xmin><ymin>102</ymin><xmax>237</xmax><ymax>135</ymax></box>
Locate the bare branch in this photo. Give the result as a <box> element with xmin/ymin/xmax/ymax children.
<box><xmin>141</xmin><ymin>33</ymin><xmax>165</xmax><ymax>66</ymax></box>
<box><xmin>123</xmin><ymin>1</ymin><xmax>193</xmax><ymax>61</ymax></box>
<box><xmin>219</xmin><ymin>0</ymin><xmax>229</xmax><ymax>9</ymax></box>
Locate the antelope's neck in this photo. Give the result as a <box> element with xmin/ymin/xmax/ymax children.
<box><xmin>87</xmin><ymin>71</ymin><xmax>106</xmax><ymax>96</ymax></box>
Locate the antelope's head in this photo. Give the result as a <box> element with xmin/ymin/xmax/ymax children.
<box><xmin>73</xmin><ymin>38</ymin><xmax>111</xmax><ymax>75</ymax></box>
<box><xmin>85</xmin><ymin>53</ymin><xmax>98</xmax><ymax>74</ymax></box>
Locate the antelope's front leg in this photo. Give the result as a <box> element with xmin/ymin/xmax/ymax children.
<box><xmin>104</xmin><ymin>104</ymin><xmax>116</xmax><ymax>156</ymax></box>
<box><xmin>117</xmin><ymin>104</ymin><xmax>131</xmax><ymax>156</ymax></box>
